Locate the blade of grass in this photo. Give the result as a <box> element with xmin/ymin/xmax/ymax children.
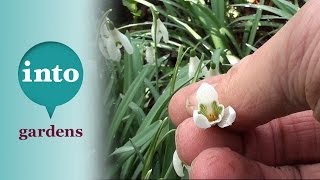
<box><xmin>129</xmin><ymin>101</ymin><xmax>146</xmax><ymax>122</ymax></box>
<box><xmin>138</xmin><ymin>65</ymin><xmax>190</xmax><ymax>132</ymax></box>
<box><xmin>244</xmin><ymin>0</ymin><xmax>264</xmax><ymax>55</ymax></box>
<box><xmin>170</xmin><ymin>46</ymin><xmax>185</xmax><ymax>94</ymax></box>
<box><xmin>232</xmin><ymin>3</ymin><xmax>292</xmax><ymax>19</ymax></box>
<box><xmin>211</xmin><ymin>0</ymin><xmax>225</xmax><ymax>25</ymax></box>
<box><xmin>229</xmin><ymin>14</ymin><xmax>288</xmax><ymax>25</ymax></box>
<box><xmin>245</xmin><ymin>43</ymin><xmax>258</xmax><ymax>52</ymax></box>
<box><xmin>108</xmin><ymin>65</ymin><xmax>154</xmax><ymax>146</ymax></box>
<box><xmin>142</xmin><ymin>119</ymin><xmax>168</xmax><ymax>178</ymax></box>
<box><xmin>110</xmin><ymin>120</ymin><xmax>161</xmax><ymax>156</ymax></box>
<box><xmin>219</xmin><ymin>27</ymin><xmax>243</xmax><ymax>57</ymax></box>
<box><xmin>144</xmin><ymin>78</ymin><xmax>160</xmax><ymax>100</ymax></box>
<box><xmin>144</xmin><ymin>169</ymin><xmax>152</xmax><ymax>180</ymax></box>
<box><xmin>272</xmin><ymin>0</ymin><xmax>299</xmax><ymax>15</ymax></box>
<box><xmin>164</xmin><ymin>162</ymin><xmax>178</xmax><ymax>179</ymax></box>
<box><xmin>129</xmin><ymin>138</ymin><xmax>145</xmax><ymax>164</ymax></box>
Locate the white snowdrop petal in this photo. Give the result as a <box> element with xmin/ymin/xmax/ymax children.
<box><xmin>185</xmin><ymin>165</ymin><xmax>191</xmax><ymax>172</ymax></box>
<box><xmin>101</xmin><ymin>24</ymin><xmax>110</xmax><ymax>36</ymax></box>
<box><xmin>156</xmin><ymin>32</ymin><xmax>162</xmax><ymax>44</ymax></box>
<box><xmin>158</xmin><ymin>19</ymin><xmax>169</xmax><ymax>43</ymax></box>
<box><xmin>115</xmin><ymin>29</ymin><xmax>134</xmax><ymax>54</ymax></box>
<box><xmin>145</xmin><ymin>46</ymin><xmax>155</xmax><ymax>64</ymax></box>
<box><xmin>226</xmin><ymin>55</ymin><xmax>240</xmax><ymax>65</ymax></box>
<box><xmin>193</xmin><ymin>110</ymin><xmax>211</xmax><ymax>129</ymax></box>
<box><xmin>105</xmin><ymin>38</ymin><xmax>120</xmax><ymax>61</ymax></box>
<box><xmin>151</xmin><ymin>19</ymin><xmax>162</xmax><ymax>44</ymax></box>
<box><xmin>205</xmin><ymin>67</ymin><xmax>219</xmax><ymax>78</ymax></box>
<box><xmin>188</xmin><ymin>56</ymin><xmax>200</xmax><ymax>79</ymax></box>
<box><xmin>218</xmin><ymin>106</ymin><xmax>236</xmax><ymax>128</ymax></box>
<box><xmin>98</xmin><ymin>38</ymin><xmax>110</xmax><ymax>59</ymax></box>
<box><xmin>196</xmin><ymin>83</ymin><xmax>219</xmax><ymax>105</ymax></box>
<box><xmin>173</xmin><ymin>150</ymin><xmax>185</xmax><ymax>177</ymax></box>
<box><xmin>113</xmin><ymin>48</ymin><xmax>122</xmax><ymax>62</ymax></box>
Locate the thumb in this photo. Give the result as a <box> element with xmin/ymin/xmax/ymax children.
<box><xmin>184</xmin><ymin>0</ymin><xmax>320</xmax><ymax>130</ymax></box>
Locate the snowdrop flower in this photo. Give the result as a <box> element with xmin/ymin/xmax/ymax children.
<box><xmin>189</xmin><ymin>52</ymin><xmax>220</xmax><ymax>79</ymax></box>
<box><xmin>98</xmin><ymin>39</ymin><xmax>110</xmax><ymax>60</ymax></box>
<box><xmin>173</xmin><ymin>150</ymin><xmax>190</xmax><ymax>177</ymax></box>
<box><xmin>204</xmin><ymin>63</ymin><xmax>219</xmax><ymax>78</ymax></box>
<box><xmin>145</xmin><ymin>46</ymin><xmax>155</xmax><ymax>64</ymax></box>
<box><xmin>226</xmin><ymin>54</ymin><xmax>240</xmax><ymax>65</ymax></box>
<box><xmin>151</xmin><ymin>18</ymin><xmax>169</xmax><ymax>44</ymax></box>
<box><xmin>188</xmin><ymin>54</ymin><xmax>201</xmax><ymax>79</ymax></box>
<box><xmin>205</xmin><ymin>66</ymin><xmax>219</xmax><ymax>77</ymax></box>
<box><xmin>193</xmin><ymin>83</ymin><xmax>236</xmax><ymax>129</ymax></box>
<box><xmin>227</xmin><ymin>6</ymin><xmax>240</xmax><ymax>18</ymax></box>
<box><xmin>99</xmin><ymin>20</ymin><xmax>133</xmax><ymax>61</ymax></box>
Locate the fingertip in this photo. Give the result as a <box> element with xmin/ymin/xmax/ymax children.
<box><xmin>169</xmin><ymin>82</ymin><xmax>202</xmax><ymax>126</ymax></box>
<box><xmin>175</xmin><ymin>118</ymin><xmax>243</xmax><ymax>165</ymax></box>
<box><xmin>190</xmin><ymin>148</ymin><xmax>239</xmax><ymax>179</ymax></box>
<box><xmin>168</xmin><ymin>90</ymin><xmax>191</xmax><ymax>126</ymax></box>
<box><xmin>175</xmin><ymin>119</ymin><xmax>200</xmax><ymax>165</ymax></box>
<box><xmin>190</xmin><ymin>148</ymin><xmax>262</xmax><ymax>179</ymax></box>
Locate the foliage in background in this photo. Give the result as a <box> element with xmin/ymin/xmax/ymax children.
<box><xmin>102</xmin><ymin>0</ymin><xmax>304</xmax><ymax>179</ymax></box>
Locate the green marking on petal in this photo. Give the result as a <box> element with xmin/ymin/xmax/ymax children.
<box><xmin>212</xmin><ymin>101</ymin><xmax>223</xmax><ymax>115</ymax></box>
<box><xmin>198</xmin><ymin>101</ymin><xmax>224</xmax><ymax>122</ymax></box>
<box><xmin>199</xmin><ymin>104</ymin><xmax>207</xmax><ymax>115</ymax></box>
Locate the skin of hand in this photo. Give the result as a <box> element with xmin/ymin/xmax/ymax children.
<box><xmin>168</xmin><ymin>0</ymin><xmax>320</xmax><ymax>179</ymax></box>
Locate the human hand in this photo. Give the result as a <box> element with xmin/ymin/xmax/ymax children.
<box><xmin>169</xmin><ymin>0</ymin><xmax>320</xmax><ymax>178</ymax></box>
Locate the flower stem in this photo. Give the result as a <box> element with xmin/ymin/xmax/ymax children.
<box><xmin>170</xmin><ymin>46</ymin><xmax>184</xmax><ymax>95</ymax></box>
<box><xmin>151</xmin><ymin>8</ymin><xmax>159</xmax><ymax>92</ymax></box>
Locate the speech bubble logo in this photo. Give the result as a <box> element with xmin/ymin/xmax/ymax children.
<box><xmin>18</xmin><ymin>42</ymin><xmax>83</xmax><ymax>118</ymax></box>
